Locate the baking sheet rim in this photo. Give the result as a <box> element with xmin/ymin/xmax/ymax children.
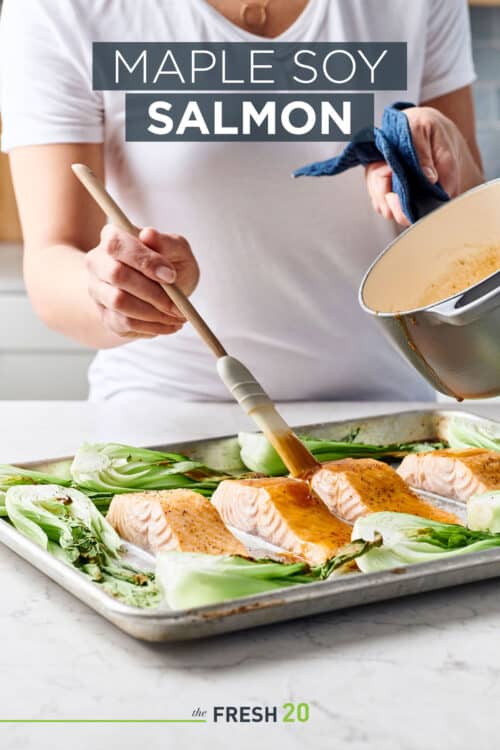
<box><xmin>1</xmin><ymin>407</ymin><xmax>498</xmax><ymax>640</ymax></box>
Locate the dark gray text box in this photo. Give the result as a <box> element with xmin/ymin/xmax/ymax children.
<box><xmin>94</xmin><ymin>42</ymin><xmax>406</xmax><ymax>91</ymax></box>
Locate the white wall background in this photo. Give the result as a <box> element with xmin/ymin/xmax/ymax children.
<box><xmin>0</xmin><ymin>244</ymin><xmax>93</xmax><ymax>399</ymax></box>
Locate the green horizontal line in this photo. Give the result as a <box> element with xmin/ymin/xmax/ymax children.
<box><xmin>0</xmin><ymin>720</ymin><xmax>207</xmax><ymax>724</ymax></box>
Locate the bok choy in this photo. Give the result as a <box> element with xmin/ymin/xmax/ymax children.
<box><xmin>5</xmin><ymin>485</ymin><xmax>160</xmax><ymax>608</ymax></box>
<box><xmin>468</xmin><ymin>492</ymin><xmax>500</xmax><ymax>534</ymax></box>
<box><xmin>0</xmin><ymin>464</ymin><xmax>72</xmax><ymax>517</ymax></box>
<box><xmin>352</xmin><ymin>512</ymin><xmax>500</xmax><ymax>573</ymax></box>
<box><xmin>156</xmin><ymin>537</ymin><xmax>381</xmax><ymax>609</ymax></box>
<box><xmin>70</xmin><ymin>443</ymin><xmax>233</xmax><ymax>497</ymax></box>
<box><xmin>238</xmin><ymin>432</ymin><xmax>444</xmax><ymax>476</ymax></box>
<box><xmin>445</xmin><ymin>416</ymin><xmax>500</xmax><ymax>453</ymax></box>
<box><xmin>0</xmin><ymin>463</ymin><xmax>71</xmax><ymax>492</ymax></box>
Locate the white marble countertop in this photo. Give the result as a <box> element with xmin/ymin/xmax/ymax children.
<box><xmin>1</xmin><ymin>399</ymin><xmax>500</xmax><ymax>750</ymax></box>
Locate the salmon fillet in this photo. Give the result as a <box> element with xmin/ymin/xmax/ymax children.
<box><xmin>211</xmin><ymin>477</ymin><xmax>351</xmax><ymax>566</ymax></box>
<box><xmin>310</xmin><ymin>458</ymin><xmax>459</xmax><ymax>524</ymax></box>
<box><xmin>106</xmin><ymin>489</ymin><xmax>247</xmax><ymax>556</ymax></box>
<box><xmin>397</xmin><ymin>449</ymin><xmax>500</xmax><ymax>502</ymax></box>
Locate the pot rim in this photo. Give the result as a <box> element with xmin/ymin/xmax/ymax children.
<box><xmin>359</xmin><ymin>178</ymin><xmax>500</xmax><ymax>319</ymax></box>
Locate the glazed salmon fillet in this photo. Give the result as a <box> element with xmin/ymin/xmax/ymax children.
<box><xmin>397</xmin><ymin>449</ymin><xmax>500</xmax><ymax>502</ymax></box>
<box><xmin>310</xmin><ymin>458</ymin><xmax>459</xmax><ymax>524</ymax></box>
<box><xmin>211</xmin><ymin>477</ymin><xmax>351</xmax><ymax>566</ymax></box>
<box><xmin>106</xmin><ymin>489</ymin><xmax>247</xmax><ymax>556</ymax></box>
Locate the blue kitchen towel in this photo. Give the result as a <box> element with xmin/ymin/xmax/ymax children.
<box><xmin>294</xmin><ymin>102</ymin><xmax>450</xmax><ymax>224</ymax></box>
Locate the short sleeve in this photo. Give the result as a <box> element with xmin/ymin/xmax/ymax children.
<box><xmin>0</xmin><ymin>0</ymin><xmax>103</xmax><ymax>152</ymax></box>
<box><xmin>420</xmin><ymin>0</ymin><xmax>476</xmax><ymax>103</ymax></box>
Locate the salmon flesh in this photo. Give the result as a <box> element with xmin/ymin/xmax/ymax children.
<box><xmin>397</xmin><ymin>449</ymin><xmax>500</xmax><ymax>502</ymax></box>
<box><xmin>106</xmin><ymin>489</ymin><xmax>247</xmax><ymax>556</ymax></box>
<box><xmin>211</xmin><ymin>476</ymin><xmax>352</xmax><ymax>566</ymax></box>
<box><xmin>310</xmin><ymin>458</ymin><xmax>459</xmax><ymax>524</ymax></box>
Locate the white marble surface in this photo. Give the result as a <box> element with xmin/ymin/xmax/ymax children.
<box><xmin>1</xmin><ymin>399</ymin><xmax>500</xmax><ymax>750</ymax></box>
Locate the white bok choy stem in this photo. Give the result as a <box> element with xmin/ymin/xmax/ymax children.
<box><xmin>156</xmin><ymin>537</ymin><xmax>381</xmax><ymax>610</ymax></box>
<box><xmin>5</xmin><ymin>485</ymin><xmax>160</xmax><ymax>608</ymax></box>
<box><xmin>352</xmin><ymin>512</ymin><xmax>500</xmax><ymax>573</ymax></box>
<box><xmin>468</xmin><ymin>492</ymin><xmax>500</xmax><ymax>534</ymax></box>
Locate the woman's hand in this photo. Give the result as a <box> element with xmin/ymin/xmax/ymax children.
<box><xmin>365</xmin><ymin>105</ymin><xmax>484</xmax><ymax>227</ymax></box>
<box><xmin>86</xmin><ymin>225</ymin><xmax>200</xmax><ymax>339</ymax></box>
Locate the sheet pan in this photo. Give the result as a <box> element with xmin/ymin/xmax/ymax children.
<box><xmin>2</xmin><ymin>408</ymin><xmax>499</xmax><ymax>642</ymax></box>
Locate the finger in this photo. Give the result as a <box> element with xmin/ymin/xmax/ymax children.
<box><xmin>88</xmin><ymin>251</ymin><xmax>186</xmax><ymax>321</ymax></box>
<box><xmin>373</xmin><ymin>162</ymin><xmax>393</xmax><ymax>179</ymax></box>
<box><xmin>101</xmin><ymin>225</ymin><xmax>177</xmax><ymax>285</ymax></box>
<box><xmin>385</xmin><ymin>193</ymin><xmax>411</xmax><ymax>227</ymax></box>
<box><xmin>366</xmin><ymin>162</ymin><xmax>393</xmax><ymax>214</ymax></box>
<box><xmin>371</xmin><ymin>197</ymin><xmax>392</xmax><ymax>220</ymax></box>
<box><xmin>101</xmin><ymin>308</ymin><xmax>185</xmax><ymax>338</ymax></box>
<box><xmin>139</xmin><ymin>227</ymin><xmax>198</xmax><ymax>316</ymax></box>
<box><xmin>89</xmin><ymin>278</ymin><xmax>186</xmax><ymax>325</ymax></box>
<box><xmin>370</xmin><ymin>192</ymin><xmax>393</xmax><ymax>220</ymax></box>
<box><xmin>380</xmin><ymin>202</ymin><xmax>393</xmax><ymax>221</ymax></box>
<box><xmin>140</xmin><ymin>226</ymin><xmax>200</xmax><ymax>299</ymax></box>
<box><xmin>95</xmin><ymin>304</ymin><xmax>156</xmax><ymax>339</ymax></box>
<box><xmin>140</xmin><ymin>227</ymin><xmax>191</xmax><ymax>265</ymax></box>
<box><xmin>366</xmin><ymin>161</ymin><xmax>393</xmax><ymax>191</ymax></box>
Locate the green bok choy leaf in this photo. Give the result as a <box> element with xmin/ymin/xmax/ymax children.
<box><xmin>156</xmin><ymin>537</ymin><xmax>381</xmax><ymax>610</ymax></box>
<box><xmin>352</xmin><ymin>512</ymin><xmax>500</xmax><ymax>573</ymax></box>
<box><xmin>0</xmin><ymin>463</ymin><xmax>71</xmax><ymax>492</ymax></box>
<box><xmin>445</xmin><ymin>416</ymin><xmax>500</xmax><ymax>452</ymax></box>
<box><xmin>238</xmin><ymin>432</ymin><xmax>444</xmax><ymax>476</ymax></box>
<box><xmin>70</xmin><ymin>443</ymin><xmax>233</xmax><ymax>496</ymax></box>
<box><xmin>0</xmin><ymin>464</ymin><xmax>72</xmax><ymax>518</ymax></box>
<box><xmin>0</xmin><ymin>462</ymin><xmax>113</xmax><ymax>514</ymax></box>
<box><xmin>5</xmin><ymin>484</ymin><xmax>160</xmax><ymax>608</ymax></box>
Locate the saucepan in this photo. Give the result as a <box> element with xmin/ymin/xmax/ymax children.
<box><xmin>359</xmin><ymin>179</ymin><xmax>500</xmax><ymax>400</ymax></box>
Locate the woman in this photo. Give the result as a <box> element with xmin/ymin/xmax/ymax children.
<box><xmin>0</xmin><ymin>0</ymin><xmax>484</xmax><ymax>401</ymax></box>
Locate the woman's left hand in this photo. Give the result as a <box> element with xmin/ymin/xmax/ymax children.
<box><xmin>365</xmin><ymin>106</ymin><xmax>484</xmax><ymax>227</ymax></box>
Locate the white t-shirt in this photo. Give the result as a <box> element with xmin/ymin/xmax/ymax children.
<box><xmin>0</xmin><ymin>0</ymin><xmax>476</xmax><ymax>402</ymax></box>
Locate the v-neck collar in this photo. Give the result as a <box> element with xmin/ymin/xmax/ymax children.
<box><xmin>189</xmin><ymin>0</ymin><xmax>328</xmax><ymax>42</ymax></box>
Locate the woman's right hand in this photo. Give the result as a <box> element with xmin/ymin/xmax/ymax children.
<box><xmin>86</xmin><ymin>225</ymin><xmax>200</xmax><ymax>339</ymax></box>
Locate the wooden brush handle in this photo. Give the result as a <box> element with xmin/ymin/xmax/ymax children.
<box><xmin>72</xmin><ymin>165</ymin><xmax>318</xmax><ymax>477</ymax></box>
<box><xmin>71</xmin><ymin>163</ymin><xmax>227</xmax><ymax>359</ymax></box>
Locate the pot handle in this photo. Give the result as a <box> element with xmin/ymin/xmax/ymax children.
<box><xmin>431</xmin><ymin>270</ymin><xmax>500</xmax><ymax>325</ymax></box>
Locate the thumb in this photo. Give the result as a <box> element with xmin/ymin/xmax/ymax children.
<box><xmin>139</xmin><ymin>227</ymin><xmax>177</xmax><ymax>283</ymax></box>
<box><xmin>139</xmin><ymin>226</ymin><xmax>163</xmax><ymax>250</ymax></box>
